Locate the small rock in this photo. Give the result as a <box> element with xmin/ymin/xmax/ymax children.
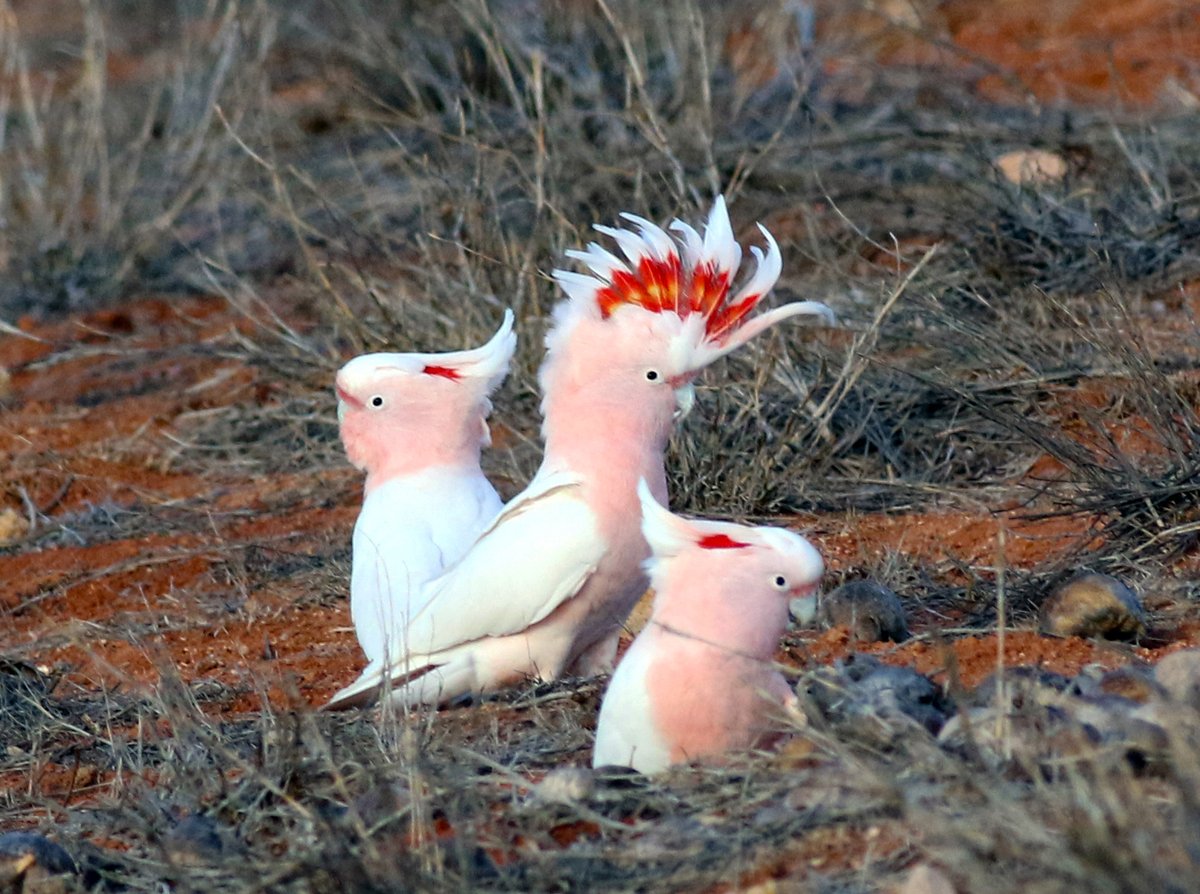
<box><xmin>818</xmin><ymin>580</ymin><xmax>909</xmax><ymax>642</ymax></box>
<box><xmin>163</xmin><ymin>814</ymin><xmax>226</xmax><ymax>866</ymax></box>
<box><xmin>1092</xmin><ymin>667</ymin><xmax>1165</xmax><ymax>704</ymax></box>
<box><xmin>1154</xmin><ymin>649</ymin><xmax>1200</xmax><ymax>710</ymax></box>
<box><xmin>1038</xmin><ymin>573</ymin><xmax>1145</xmax><ymax>640</ymax></box>
<box><xmin>805</xmin><ymin>654</ymin><xmax>949</xmax><ymax>739</ymax></box>
<box><xmin>0</xmin><ymin>832</ymin><xmax>78</xmax><ymax>892</ymax></box>
<box><xmin>900</xmin><ymin>862</ymin><xmax>957</xmax><ymax>894</ymax></box>
<box><xmin>937</xmin><ymin>703</ymin><xmax>1092</xmax><ymax>770</ymax></box>
<box><xmin>941</xmin><ymin>687</ymin><xmax>1170</xmax><ymax>775</ymax></box>
<box><xmin>0</xmin><ymin>508</ymin><xmax>28</xmax><ymax>546</ymax></box>
<box><xmin>535</xmin><ymin>767</ymin><xmax>595</xmax><ymax>805</ymax></box>
<box><xmin>994</xmin><ymin>148</ymin><xmax>1068</xmax><ymax>185</ymax></box>
<box><xmin>967</xmin><ymin>667</ymin><xmax>1072</xmax><ymax>709</ymax></box>
<box><xmin>1066</xmin><ymin>694</ymin><xmax>1170</xmax><ymax>773</ymax></box>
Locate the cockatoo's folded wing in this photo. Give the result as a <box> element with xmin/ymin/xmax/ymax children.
<box><xmin>402</xmin><ymin>470</ymin><xmax>604</xmax><ymax>656</ymax></box>
<box><xmin>323</xmin><ymin>470</ymin><xmax>604</xmax><ymax>709</ymax></box>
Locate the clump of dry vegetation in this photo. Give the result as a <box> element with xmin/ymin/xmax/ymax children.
<box><xmin>3</xmin><ymin>0</ymin><xmax>1200</xmax><ymax>891</ymax></box>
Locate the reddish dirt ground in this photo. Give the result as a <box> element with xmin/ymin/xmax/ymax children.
<box><xmin>808</xmin><ymin>0</ymin><xmax>1200</xmax><ymax>108</ymax></box>
<box><xmin>3</xmin><ymin>293</ymin><xmax>1193</xmax><ymax>713</ymax></box>
<box><xmin>3</xmin><ymin>5</ymin><xmax>1200</xmax><ymax>885</ymax></box>
<box><xmin>1</xmin><ymin>297</ymin><xmax>363</xmax><ymax>714</ymax></box>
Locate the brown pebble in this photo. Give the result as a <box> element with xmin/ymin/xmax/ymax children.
<box><xmin>1095</xmin><ymin>667</ymin><xmax>1165</xmax><ymax>704</ymax></box>
<box><xmin>1038</xmin><ymin>573</ymin><xmax>1145</xmax><ymax>640</ymax></box>
<box><xmin>993</xmin><ymin>148</ymin><xmax>1068</xmax><ymax>185</ymax></box>
<box><xmin>1154</xmin><ymin>649</ymin><xmax>1200</xmax><ymax>710</ymax></box>
<box><xmin>0</xmin><ymin>508</ymin><xmax>28</xmax><ymax>545</ymax></box>
<box><xmin>819</xmin><ymin>580</ymin><xmax>909</xmax><ymax>643</ymax></box>
<box><xmin>968</xmin><ymin>667</ymin><xmax>1071</xmax><ymax>710</ymax></box>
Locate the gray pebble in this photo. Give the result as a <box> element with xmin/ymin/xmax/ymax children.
<box><xmin>818</xmin><ymin>580</ymin><xmax>910</xmax><ymax>643</ymax></box>
<box><xmin>805</xmin><ymin>653</ymin><xmax>948</xmax><ymax>736</ymax></box>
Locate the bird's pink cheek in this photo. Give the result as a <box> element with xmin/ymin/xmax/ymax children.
<box><xmin>340</xmin><ymin>426</ymin><xmax>369</xmax><ymax>465</ymax></box>
<box><xmin>789</xmin><ymin>582</ymin><xmax>819</xmax><ymax>599</ymax></box>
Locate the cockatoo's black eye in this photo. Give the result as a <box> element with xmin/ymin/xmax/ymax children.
<box><xmin>370</xmin><ymin>395</ymin><xmax>385</xmax><ymax>408</ymax></box>
<box><xmin>773</xmin><ymin>575</ymin><xmax>787</xmax><ymax>589</ymax></box>
<box><xmin>645</xmin><ymin>370</ymin><xmax>660</xmax><ymax>381</ymax></box>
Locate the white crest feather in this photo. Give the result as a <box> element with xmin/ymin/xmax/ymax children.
<box><xmin>619</xmin><ymin>212</ymin><xmax>678</xmax><ymax>263</ymax></box>
<box><xmin>668</xmin><ymin>218</ymin><xmax>704</xmax><ymax>267</ymax></box>
<box><xmin>700</xmin><ymin>195</ymin><xmax>742</xmax><ymax>275</ymax></box>
<box><xmin>565</xmin><ymin>243</ymin><xmax>630</xmax><ymax>281</ymax></box>
<box><xmin>552</xmin><ymin>269</ymin><xmax>606</xmax><ymax>307</ymax></box>
<box><xmin>594</xmin><ymin>223</ymin><xmax>655</xmax><ymax>269</ymax></box>
<box><xmin>434</xmin><ymin>308</ymin><xmax>517</xmax><ymax>392</ymax></box>
<box><xmin>636</xmin><ymin>479</ymin><xmax>691</xmax><ymax>561</ymax></box>
<box><xmin>728</xmin><ymin>226</ymin><xmax>782</xmax><ymax>308</ymax></box>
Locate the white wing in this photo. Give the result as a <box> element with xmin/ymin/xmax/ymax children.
<box><xmin>349</xmin><ymin>470</ymin><xmax>504</xmax><ymax>667</ymax></box>
<box><xmin>402</xmin><ymin>469</ymin><xmax>604</xmax><ymax>656</ymax></box>
<box><xmin>325</xmin><ymin>470</ymin><xmax>605</xmax><ymax>709</ymax></box>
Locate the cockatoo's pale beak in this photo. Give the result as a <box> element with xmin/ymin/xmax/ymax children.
<box><xmin>673</xmin><ymin>382</ymin><xmax>696</xmax><ymax>420</ymax></box>
<box><xmin>788</xmin><ymin>593</ymin><xmax>817</xmax><ymax>625</ymax></box>
<box><xmin>335</xmin><ymin>383</ymin><xmax>363</xmax><ymax>409</ymax></box>
<box><xmin>335</xmin><ymin>382</ymin><xmax>362</xmax><ymax>426</ymax></box>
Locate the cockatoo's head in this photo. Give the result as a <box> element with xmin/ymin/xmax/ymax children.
<box><xmin>636</xmin><ymin>480</ymin><xmax>824</xmax><ymax>656</ymax></box>
<box><xmin>542</xmin><ymin>196</ymin><xmax>834</xmax><ymax>440</ymax></box>
<box><xmin>336</xmin><ymin>309</ymin><xmax>516</xmax><ymax>479</ymax></box>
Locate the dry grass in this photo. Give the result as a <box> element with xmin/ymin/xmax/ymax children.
<box><xmin>3</xmin><ymin>0</ymin><xmax>1200</xmax><ymax>891</ymax></box>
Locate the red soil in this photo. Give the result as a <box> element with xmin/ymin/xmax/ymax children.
<box><xmin>943</xmin><ymin>0</ymin><xmax>1200</xmax><ymax>106</ymax></box>
<box><xmin>4</xmin><ymin>4</ymin><xmax>1200</xmax><ymax>883</ymax></box>
<box><xmin>1</xmin><ymin>297</ymin><xmax>362</xmax><ymax>716</ymax></box>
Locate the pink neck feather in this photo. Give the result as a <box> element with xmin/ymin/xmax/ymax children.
<box><xmin>360</xmin><ymin>406</ymin><xmax>489</xmax><ymax>495</ymax></box>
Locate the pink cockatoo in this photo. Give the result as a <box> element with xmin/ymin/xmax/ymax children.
<box><xmin>325</xmin><ymin>196</ymin><xmax>833</xmax><ymax>709</ymax></box>
<box><xmin>592</xmin><ymin>480</ymin><xmax>823</xmax><ymax>773</ymax></box>
<box><xmin>335</xmin><ymin>309</ymin><xmax>516</xmax><ymax>671</ymax></box>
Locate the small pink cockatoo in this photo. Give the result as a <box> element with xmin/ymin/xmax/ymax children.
<box><xmin>335</xmin><ymin>309</ymin><xmax>516</xmax><ymax>672</ymax></box>
<box><xmin>325</xmin><ymin>196</ymin><xmax>833</xmax><ymax>709</ymax></box>
<box><xmin>592</xmin><ymin>480</ymin><xmax>824</xmax><ymax>773</ymax></box>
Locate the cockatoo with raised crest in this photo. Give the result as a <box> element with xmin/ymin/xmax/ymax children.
<box><xmin>335</xmin><ymin>310</ymin><xmax>516</xmax><ymax>671</ymax></box>
<box><xmin>325</xmin><ymin>196</ymin><xmax>833</xmax><ymax>709</ymax></box>
<box><xmin>592</xmin><ymin>481</ymin><xmax>823</xmax><ymax>773</ymax></box>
